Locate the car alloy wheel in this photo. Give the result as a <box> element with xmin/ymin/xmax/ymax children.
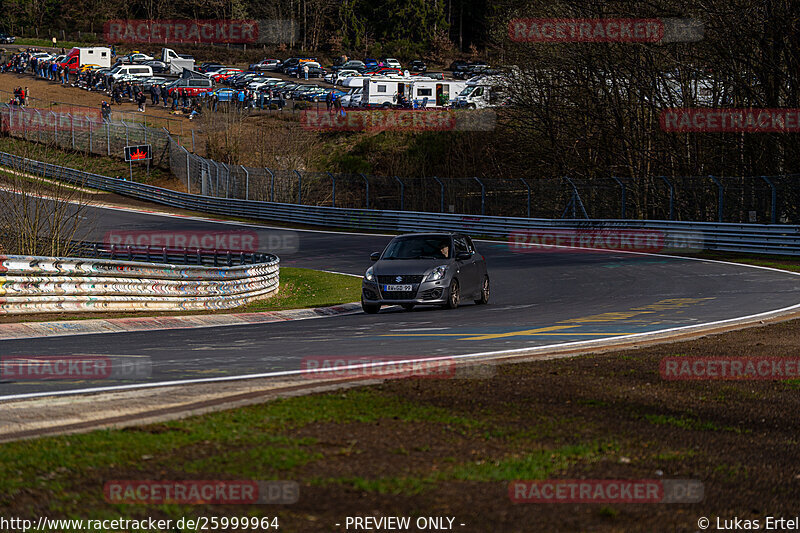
<box><xmin>445</xmin><ymin>279</ymin><xmax>460</xmax><ymax>309</ymax></box>
<box><xmin>475</xmin><ymin>275</ymin><xmax>489</xmax><ymax>304</ymax></box>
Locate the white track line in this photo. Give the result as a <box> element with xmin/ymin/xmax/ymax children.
<box><xmin>2</xmin><ymin>300</ymin><xmax>799</xmax><ymax>402</ymax></box>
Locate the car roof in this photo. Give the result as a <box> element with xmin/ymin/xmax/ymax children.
<box><xmin>396</xmin><ymin>232</ymin><xmax>459</xmax><ymax>238</ymax></box>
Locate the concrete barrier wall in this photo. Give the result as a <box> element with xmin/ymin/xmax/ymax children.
<box><xmin>0</xmin><ymin>254</ymin><xmax>280</xmax><ymax>314</ymax></box>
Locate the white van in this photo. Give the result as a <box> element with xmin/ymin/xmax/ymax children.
<box><xmin>454</xmin><ymin>75</ymin><xmax>507</xmax><ymax>109</ymax></box>
<box><xmin>341</xmin><ymin>87</ymin><xmax>363</xmax><ymax>108</ymax></box>
<box><xmin>109</xmin><ymin>64</ymin><xmax>154</xmax><ymax>81</ymax></box>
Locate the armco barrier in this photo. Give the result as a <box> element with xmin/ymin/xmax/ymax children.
<box><xmin>0</xmin><ymin>251</ymin><xmax>279</xmax><ymax>315</ymax></box>
<box><xmin>2</xmin><ymin>151</ymin><xmax>800</xmax><ymax>255</ymax></box>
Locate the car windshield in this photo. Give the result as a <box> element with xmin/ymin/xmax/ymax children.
<box><xmin>382</xmin><ymin>236</ymin><xmax>451</xmax><ymax>260</ymax></box>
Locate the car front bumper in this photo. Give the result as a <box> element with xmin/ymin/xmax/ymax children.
<box><xmin>361</xmin><ymin>279</ymin><xmax>449</xmax><ymax>305</ymax></box>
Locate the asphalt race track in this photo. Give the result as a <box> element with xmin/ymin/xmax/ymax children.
<box><xmin>3</xmin><ymin>203</ymin><xmax>800</xmax><ymax>399</ymax></box>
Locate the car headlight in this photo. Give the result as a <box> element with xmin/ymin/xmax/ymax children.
<box><xmin>365</xmin><ymin>266</ymin><xmax>375</xmax><ymax>281</ymax></box>
<box><xmin>425</xmin><ymin>265</ymin><xmax>448</xmax><ymax>282</ymax></box>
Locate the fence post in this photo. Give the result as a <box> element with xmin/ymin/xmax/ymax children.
<box><xmin>294</xmin><ymin>170</ymin><xmax>302</xmax><ymax>204</ymax></box>
<box><xmin>266</xmin><ymin>168</ymin><xmax>275</xmax><ymax>202</ymax></box>
<box><xmin>243</xmin><ymin>166</ymin><xmax>249</xmax><ymax>200</ymax></box>
<box><xmin>611</xmin><ymin>176</ymin><xmax>626</xmax><ymax>219</ymax></box>
<box><xmin>185</xmin><ymin>149</ymin><xmax>191</xmax><ymax>194</ymax></box>
<box><xmin>53</xmin><ymin>110</ymin><xmax>58</xmax><ymax>145</ymax></box>
<box><xmin>761</xmin><ymin>176</ymin><xmax>777</xmax><ymax>224</ymax></box>
<box><xmin>709</xmin><ymin>175</ymin><xmax>724</xmax><ymax>222</ymax></box>
<box><xmin>213</xmin><ymin>161</ymin><xmax>221</xmax><ymax>196</ymax></box>
<box><xmin>432</xmin><ymin>176</ymin><xmax>444</xmax><ymax>213</ymax></box>
<box><xmin>88</xmin><ymin>119</ymin><xmax>92</xmax><ymax>153</ymax></box>
<box><xmin>121</xmin><ymin>120</ymin><xmax>129</xmax><ymax>148</ymax></box>
<box><xmin>327</xmin><ymin>172</ymin><xmax>336</xmax><ymax>207</ymax></box>
<box><xmin>106</xmin><ymin>122</ymin><xmax>111</xmax><ymax>156</ymax></box>
<box><xmin>659</xmin><ymin>176</ymin><xmax>674</xmax><ymax>220</ymax></box>
<box><xmin>393</xmin><ymin>176</ymin><xmax>404</xmax><ymax>211</ymax></box>
<box><xmin>191</xmin><ymin>129</ymin><xmax>196</xmax><ymax>153</ymax></box>
<box><xmin>223</xmin><ymin>162</ymin><xmax>231</xmax><ymax>198</ymax></box>
<box><xmin>473</xmin><ymin>177</ymin><xmax>485</xmax><ymax>215</ymax></box>
<box><xmin>519</xmin><ymin>178</ymin><xmax>531</xmax><ymax>218</ymax></box>
<box><xmin>359</xmin><ymin>173</ymin><xmax>370</xmax><ymax>209</ymax></box>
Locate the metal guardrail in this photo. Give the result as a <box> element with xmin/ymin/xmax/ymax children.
<box><xmin>2</xmin><ymin>150</ymin><xmax>800</xmax><ymax>256</ymax></box>
<box><xmin>0</xmin><ymin>244</ymin><xmax>279</xmax><ymax>315</ymax></box>
<box><xmin>73</xmin><ymin>241</ymin><xmax>273</xmax><ymax>267</ymax></box>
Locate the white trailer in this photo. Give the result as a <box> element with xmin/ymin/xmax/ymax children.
<box><xmin>405</xmin><ymin>79</ymin><xmax>467</xmax><ymax>108</ymax></box>
<box><xmin>61</xmin><ymin>47</ymin><xmax>112</xmax><ymax>73</ymax></box>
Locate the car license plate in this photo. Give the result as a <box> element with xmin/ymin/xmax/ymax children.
<box><xmin>384</xmin><ymin>284</ymin><xmax>413</xmax><ymax>292</ymax></box>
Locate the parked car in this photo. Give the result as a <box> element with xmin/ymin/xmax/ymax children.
<box><xmin>165</xmin><ymin>77</ymin><xmax>214</xmax><ymax>96</ymax></box>
<box><xmin>448</xmin><ymin>60</ymin><xmax>468</xmax><ymax>71</ymax></box>
<box><xmin>409</xmin><ymin>60</ymin><xmax>427</xmax><ymax>73</ymax></box>
<box><xmin>0</xmin><ymin>33</ymin><xmax>15</xmax><ymax>44</ymax></box>
<box><xmin>294</xmin><ymin>62</ymin><xmax>326</xmax><ymax>78</ymax></box>
<box><xmin>454</xmin><ymin>61</ymin><xmax>490</xmax><ymax>79</ymax></box>
<box><xmin>210</xmin><ymin>68</ymin><xmax>242</xmax><ymax>82</ymax></box>
<box><xmin>332</xmin><ymin>60</ymin><xmax>366</xmax><ymax>72</ymax></box>
<box><xmin>422</xmin><ymin>71</ymin><xmax>445</xmax><ymax>80</ymax></box>
<box><xmin>380</xmin><ymin>58</ymin><xmax>402</xmax><ymax>69</ymax></box>
<box><xmin>327</xmin><ymin>69</ymin><xmax>360</xmax><ymax>85</ymax></box>
<box><xmin>249</xmin><ymin>58</ymin><xmax>282</xmax><ymax>72</ymax></box>
<box><xmin>361</xmin><ymin>233</ymin><xmax>490</xmax><ymax>313</ymax></box>
<box><xmin>231</xmin><ymin>73</ymin><xmax>261</xmax><ymax>88</ymax></box>
<box><xmin>121</xmin><ymin>52</ymin><xmax>154</xmax><ymax>64</ymax></box>
<box><xmin>281</xmin><ymin>57</ymin><xmax>316</xmax><ymax>75</ymax></box>
<box><xmin>142</xmin><ymin>60</ymin><xmax>168</xmax><ymax>73</ymax></box>
<box><xmin>364</xmin><ymin>58</ymin><xmax>379</xmax><ymax>69</ymax></box>
<box><xmin>211</xmin><ymin>88</ymin><xmax>237</xmax><ymax>102</ymax></box>
<box><xmin>198</xmin><ymin>63</ymin><xmax>224</xmax><ymax>73</ymax></box>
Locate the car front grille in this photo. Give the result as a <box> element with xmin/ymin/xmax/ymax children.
<box><xmin>377</xmin><ymin>275</ymin><xmax>424</xmax><ymax>284</ymax></box>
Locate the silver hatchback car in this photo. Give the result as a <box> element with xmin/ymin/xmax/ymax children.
<box><xmin>361</xmin><ymin>233</ymin><xmax>490</xmax><ymax>313</ymax></box>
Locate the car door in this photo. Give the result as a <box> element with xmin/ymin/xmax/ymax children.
<box><xmin>453</xmin><ymin>235</ymin><xmax>479</xmax><ymax>296</ymax></box>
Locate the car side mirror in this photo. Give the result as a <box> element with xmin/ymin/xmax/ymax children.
<box><xmin>370</xmin><ymin>252</ymin><xmax>380</xmax><ymax>261</ymax></box>
<box><xmin>456</xmin><ymin>251</ymin><xmax>472</xmax><ymax>261</ymax></box>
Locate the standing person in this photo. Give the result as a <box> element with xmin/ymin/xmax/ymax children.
<box><xmin>137</xmin><ymin>91</ymin><xmax>146</xmax><ymax>112</ymax></box>
<box><xmin>163</xmin><ymin>87</ymin><xmax>170</xmax><ymax>108</ymax></box>
<box><xmin>303</xmin><ymin>63</ymin><xmax>309</xmax><ymax>80</ymax></box>
<box><xmin>325</xmin><ymin>89</ymin><xmax>333</xmax><ymax>111</ymax></box>
<box><xmin>151</xmin><ymin>84</ymin><xmax>158</xmax><ymax>105</ymax></box>
<box><xmin>101</xmin><ymin>101</ymin><xmax>111</xmax><ymax>122</ymax></box>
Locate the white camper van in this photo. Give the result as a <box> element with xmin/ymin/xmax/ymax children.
<box><xmin>454</xmin><ymin>75</ymin><xmax>507</xmax><ymax>109</ymax></box>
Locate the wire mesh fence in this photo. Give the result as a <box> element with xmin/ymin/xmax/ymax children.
<box><xmin>1</xmin><ymin>101</ymin><xmax>797</xmax><ymax>223</ymax></box>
